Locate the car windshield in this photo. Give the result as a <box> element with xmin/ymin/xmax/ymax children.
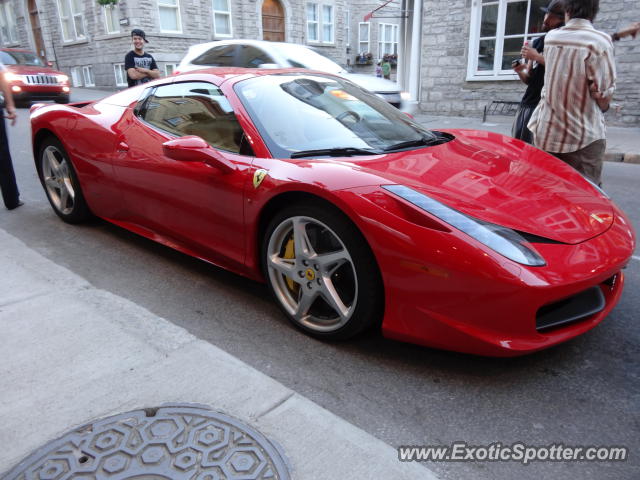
<box><xmin>235</xmin><ymin>73</ymin><xmax>442</xmax><ymax>158</ymax></box>
<box><xmin>275</xmin><ymin>44</ymin><xmax>344</xmax><ymax>74</ymax></box>
<box><xmin>0</xmin><ymin>51</ymin><xmax>44</xmax><ymax>66</ymax></box>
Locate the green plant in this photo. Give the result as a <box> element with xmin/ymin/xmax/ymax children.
<box><xmin>97</xmin><ymin>0</ymin><xmax>118</xmax><ymax>6</ymax></box>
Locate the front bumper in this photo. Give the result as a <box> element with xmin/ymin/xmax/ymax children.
<box><xmin>335</xmin><ymin>188</ymin><xmax>635</xmax><ymax>356</ymax></box>
<box><xmin>10</xmin><ymin>84</ymin><xmax>69</xmax><ymax>102</ymax></box>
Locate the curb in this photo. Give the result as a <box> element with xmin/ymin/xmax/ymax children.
<box><xmin>605</xmin><ymin>152</ymin><xmax>640</xmax><ymax>163</ymax></box>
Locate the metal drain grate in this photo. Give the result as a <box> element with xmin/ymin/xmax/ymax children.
<box><xmin>3</xmin><ymin>404</ymin><xmax>290</xmax><ymax>480</ymax></box>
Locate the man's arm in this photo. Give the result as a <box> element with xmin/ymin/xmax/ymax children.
<box><xmin>513</xmin><ymin>60</ymin><xmax>532</xmax><ymax>84</ymax></box>
<box><xmin>0</xmin><ymin>72</ymin><xmax>16</xmax><ymax>126</ymax></box>
<box><xmin>127</xmin><ymin>68</ymin><xmax>147</xmax><ymax>80</ymax></box>
<box><xmin>611</xmin><ymin>22</ymin><xmax>640</xmax><ymax>41</ymax></box>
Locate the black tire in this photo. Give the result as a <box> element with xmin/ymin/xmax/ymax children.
<box><xmin>37</xmin><ymin>136</ymin><xmax>92</xmax><ymax>223</ymax></box>
<box><xmin>54</xmin><ymin>95</ymin><xmax>70</xmax><ymax>104</ymax></box>
<box><xmin>262</xmin><ymin>201</ymin><xmax>383</xmax><ymax>340</ymax></box>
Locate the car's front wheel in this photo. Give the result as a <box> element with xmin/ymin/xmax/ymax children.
<box><xmin>263</xmin><ymin>202</ymin><xmax>383</xmax><ymax>340</ymax></box>
<box><xmin>37</xmin><ymin>136</ymin><xmax>91</xmax><ymax>223</ymax></box>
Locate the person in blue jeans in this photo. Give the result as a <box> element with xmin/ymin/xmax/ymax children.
<box><xmin>0</xmin><ymin>59</ymin><xmax>21</xmax><ymax>210</ymax></box>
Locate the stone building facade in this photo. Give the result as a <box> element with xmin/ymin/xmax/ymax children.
<box><xmin>406</xmin><ymin>0</ymin><xmax>639</xmax><ymax>125</ymax></box>
<box><xmin>0</xmin><ymin>0</ymin><xmax>356</xmax><ymax>88</ymax></box>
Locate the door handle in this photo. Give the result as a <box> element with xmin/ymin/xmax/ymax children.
<box><xmin>117</xmin><ymin>141</ymin><xmax>129</xmax><ymax>152</ymax></box>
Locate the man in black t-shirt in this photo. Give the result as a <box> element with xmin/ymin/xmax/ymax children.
<box><xmin>125</xmin><ymin>29</ymin><xmax>160</xmax><ymax>88</ymax></box>
<box><xmin>511</xmin><ymin>0</ymin><xmax>564</xmax><ymax>143</ymax></box>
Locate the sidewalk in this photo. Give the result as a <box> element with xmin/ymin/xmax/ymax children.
<box><xmin>0</xmin><ymin>228</ymin><xmax>437</xmax><ymax>479</ymax></box>
<box><xmin>413</xmin><ymin>113</ymin><xmax>640</xmax><ymax>164</ymax></box>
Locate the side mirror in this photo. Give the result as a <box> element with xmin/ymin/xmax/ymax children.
<box><xmin>162</xmin><ymin>136</ymin><xmax>233</xmax><ymax>173</ymax></box>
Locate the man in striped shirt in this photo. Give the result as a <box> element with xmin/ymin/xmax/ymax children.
<box><xmin>528</xmin><ymin>0</ymin><xmax>615</xmax><ymax>186</ymax></box>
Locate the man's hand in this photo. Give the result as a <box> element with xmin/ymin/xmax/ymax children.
<box><xmin>615</xmin><ymin>22</ymin><xmax>640</xmax><ymax>40</ymax></box>
<box><xmin>512</xmin><ymin>62</ymin><xmax>528</xmax><ymax>73</ymax></box>
<box><xmin>4</xmin><ymin>107</ymin><xmax>16</xmax><ymax>127</ymax></box>
<box><xmin>589</xmin><ymin>80</ymin><xmax>610</xmax><ymax>112</ymax></box>
<box><xmin>521</xmin><ymin>45</ymin><xmax>544</xmax><ymax>65</ymax></box>
<box><xmin>135</xmin><ymin>67</ymin><xmax>151</xmax><ymax>76</ymax></box>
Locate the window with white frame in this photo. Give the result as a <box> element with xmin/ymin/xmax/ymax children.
<box><xmin>70</xmin><ymin>67</ymin><xmax>82</xmax><ymax>87</ymax></box>
<box><xmin>103</xmin><ymin>5</ymin><xmax>120</xmax><ymax>34</ymax></box>
<box><xmin>358</xmin><ymin>22</ymin><xmax>370</xmax><ymax>54</ymax></box>
<box><xmin>114</xmin><ymin>63</ymin><xmax>127</xmax><ymax>86</ymax></box>
<box><xmin>213</xmin><ymin>0</ymin><xmax>232</xmax><ymax>37</ymax></box>
<box><xmin>0</xmin><ymin>1</ymin><xmax>19</xmax><ymax>45</ymax></box>
<box><xmin>306</xmin><ymin>3</ymin><xmax>319</xmax><ymax>42</ymax></box>
<box><xmin>378</xmin><ymin>23</ymin><xmax>398</xmax><ymax>59</ymax></box>
<box><xmin>57</xmin><ymin>0</ymin><xmax>86</xmax><ymax>42</ymax></box>
<box><xmin>158</xmin><ymin>0</ymin><xmax>182</xmax><ymax>33</ymax></box>
<box><xmin>321</xmin><ymin>5</ymin><xmax>333</xmax><ymax>43</ymax></box>
<box><xmin>164</xmin><ymin>63</ymin><xmax>178</xmax><ymax>76</ymax></box>
<box><xmin>306</xmin><ymin>3</ymin><xmax>334</xmax><ymax>44</ymax></box>
<box><xmin>82</xmin><ymin>65</ymin><xmax>94</xmax><ymax>87</ymax></box>
<box><xmin>345</xmin><ymin>10</ymin><xmax>350</xmax><ymax>47</ymax></box>
<box><xmin>468</xmin><ymin>0</ymin><xmax>547</xmax><ymax>80</ymax></box>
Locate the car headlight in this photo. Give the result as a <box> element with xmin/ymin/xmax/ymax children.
<box><xmin>4</xmin><ymin>72</ymin><xmax>20</xmax><ymax>82</ymax></box>
<box><xmin>56</xmin><ymin>74</ymin><xmax>69</xmax><ymax>83</ymax></box>
<box><xmin>383</xmin><ymin>185</ymin><xmax>546</xmax><ymax>266</ymax></box>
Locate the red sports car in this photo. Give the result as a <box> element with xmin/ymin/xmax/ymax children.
<box><xmin>1</xmin><ymin>48</ymin><xmax>70</xmax><ymax>104</ymax></box>
<box><xmin>30</xmin><ymin>68</ymin><xmax>635</xmax><ymax>356</ymax></box>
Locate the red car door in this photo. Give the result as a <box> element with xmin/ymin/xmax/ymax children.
<box><xmin>112</xmin><ymin>81</ymin><xmax>254</xmax><ymax>269</ymax></box>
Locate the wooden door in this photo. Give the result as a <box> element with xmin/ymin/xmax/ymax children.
<box><xmin>262</xmin><ymin>0</ymin><xmax>285</xmax><ymax>42</ymax></box>
<box><xmin>28</xmin><ymin>0</ymin><xmax>47</xmax><ymax>60</ymax></box>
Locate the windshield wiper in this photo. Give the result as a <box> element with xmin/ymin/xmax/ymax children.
<box><xmin>383</xmin><ymin>136</ymin><xmax>442</xmax><ymax>152</ymax></box>
<box><xmin>290</xmin><ymin>147</ymin><xmax>379</xmax><ymax>159</ymax></box>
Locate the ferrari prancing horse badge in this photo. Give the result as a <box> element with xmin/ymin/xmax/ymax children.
<box><xmin>253</xmin><ymin>169</ymin><xmax>268</xmax><ymax>189</ymax></box>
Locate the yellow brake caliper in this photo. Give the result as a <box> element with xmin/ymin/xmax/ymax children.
<box><xmin>284</xmin><ymin>236</ymin><xmax>299</xmax><ymax>294</ymax></box>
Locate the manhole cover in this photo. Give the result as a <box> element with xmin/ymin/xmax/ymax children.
<box><xmin>4</xmin><ymin>405</ymin><xmax>290</xmax><ymax>480</ymax></box>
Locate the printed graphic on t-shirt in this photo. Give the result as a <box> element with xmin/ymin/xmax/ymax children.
<box><xmin>125</xmin><ymin>51</ymin><xmax>157</xmax><ymax>88</ymax></box>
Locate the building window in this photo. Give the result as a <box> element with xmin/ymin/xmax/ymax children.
<box><xmin>158</xmin><ymin>0</ymin><xmax>182</xmax><ymax>33</ymax></box>
<box><xmin>0</xmin><ymin>1</ymin><xmax>18</xmax><ymax>45</ymax></box>
<box><xmin>306</xmin><ymin>3</ymin><xmax>319</xmax><ymax>42</ymax></box>
<box><xmin>57</xmin><ymin>0</ymin><xmax>86</xmax><ymax>42</ymax></box>
<box><xmin>358</xmin><ymin>22</ymin><xmax>370</xmax><ymax>54</ymax></box>
<box><xmin>103</xmin><ymin>5</ymin><xmax>120</xmax><ymax>34</ymax></box>
<box><xmin>378</xmin><ymin>23</ymin><xmax>398</xmax><ymax>59</ymax></box>
<box><xmin>213</xmin><ymin>0</ymin><xmax>232</xmax><ymax>37</ymax></box>
<box><xmin>165</xmin><ymin>63</ymin><xmax>178</xmax><ymax>76</ymax></box>
<box><xmin>345</xmin><ymin>10</ymin><xmax>350</xmax><ymax>47</ymax></box>
<box><xmin>468</xmin><ymin>0</ymin><xmax>546</xmax><ymax>80</ymax></box>
<box><xmin>306</xmin><ymin>3</ymin><xmax>334</xmax><ymax>44</ymax></box>
<box><xmin>321</xmin><ymin>5</ymin><xmax>333</xmax><ymax>43</ymax></box>
<box><xmin>70</xmin><ymin>67</ymin><xmax>82</xmax><ymax>87</ymax></box>
<box><xmin>82</xmin><ymin>65</ymin><xmax>94</xmax><ymax>87</ymax></box>
<box><xmin>114</xmin><ymin>63</ymin><xmax>127</xmax><ymax>86</ymax></box>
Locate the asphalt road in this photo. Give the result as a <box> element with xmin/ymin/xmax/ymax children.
<box><xmin>3</xmin><ymin>92</ymin><xmax>639</xmax><ymax>480</ymax></box>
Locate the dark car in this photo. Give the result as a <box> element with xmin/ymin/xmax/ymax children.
<box><xmin>1</xmin><ymin>49</ymin><xmax>70</xmax><ymax>105</ymax></box>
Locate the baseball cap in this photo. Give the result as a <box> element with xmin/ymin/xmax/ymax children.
<box><xmin>540</xmin><ymin>0</ymin><xmax>565</xmax><ymax>16</ymax></box>
<box><xmin>131</xmin><ymin>29</ymin><xmax>149</xmax><ymax>43</ymax></box>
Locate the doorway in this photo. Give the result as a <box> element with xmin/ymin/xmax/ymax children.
<box><xmin>262</xmin><ymin>0</ymin><xmax>285</xmax><ymax>42</ymax></box>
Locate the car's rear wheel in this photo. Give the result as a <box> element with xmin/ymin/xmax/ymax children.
<box><xmin>263</xmin><ymin>202</ymin><xmax>383</xmax><ymax>340</ymax></box>
<box><xmin>37</xmin><ymin>136</ymin><xmax>91</xmax><ymax>223</ymax></box>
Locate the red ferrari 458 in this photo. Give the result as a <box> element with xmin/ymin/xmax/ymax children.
<box><xmin>30</xmin><ymin>68</ymin><xmax>635</xmax><ymax>356</ymax></box>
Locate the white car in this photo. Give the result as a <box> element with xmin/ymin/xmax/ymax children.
<box><xmin>176</xmin><ymin>39</ymin><xmax>407</xmax><ymax>108</ymax></box>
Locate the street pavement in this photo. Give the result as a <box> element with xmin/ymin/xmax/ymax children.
<box><xmin>0</xmin><ymin>227</ymin><xmax>436</xmax><ymax>478</ymax></box>
<box><xmin>1</xmin><ymin>88</ymin><xmax>639</xmax><ymax>479</ymax></box>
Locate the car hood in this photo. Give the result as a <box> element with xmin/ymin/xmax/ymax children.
<box><xmin>349</xmin><ymin>130</ymin><xmax>614</xmax><ymax>244</ymax></box>
<box><xmin>339</xmin><ymin>72</ymin><xmax>401</xmax><ymax>93</ymax></box>
<box><xmin>7</xmin><ymin>64</ymin><xmax>65</xmax><ymax>76</ymax></box>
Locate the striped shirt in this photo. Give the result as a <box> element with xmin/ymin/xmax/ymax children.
<box><xmin>528</xmin><ymin>19</ymin><xmax>616</xmax><ymax>153</ymax></box>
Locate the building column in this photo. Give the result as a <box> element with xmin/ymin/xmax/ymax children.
<box><xmin>399</xmin><ymin>0</ymin><xmax>423</xmax><ymax>111</ymax></box>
